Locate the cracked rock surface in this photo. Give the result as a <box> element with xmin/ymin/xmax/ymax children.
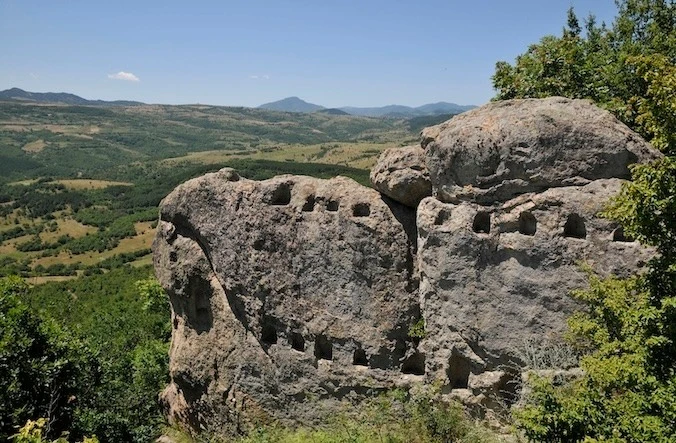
<box><xmin>153</xmin><ymin>98</ymin><xmax>661</xmax><ymax>436</ymax></box>
<box><xmin>154</xmin><ymin>170</ymin><xmax>421</xmax><ymax>433</ymax></box>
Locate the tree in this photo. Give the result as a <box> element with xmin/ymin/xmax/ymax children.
<box><xmin>492</xmin><ymin>1</ymin><xmax>676</xmax><ymax>154</ymax></box>
<box><xmin>0</xmin><ymin>276</ymin><xmax>99</xmax><ymax>442</ymax></box>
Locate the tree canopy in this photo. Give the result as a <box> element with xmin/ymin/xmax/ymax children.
<box><xmin>492</xmin><ymin>0</ymin><xmax>676</xmax><ymax>155</ymax></box>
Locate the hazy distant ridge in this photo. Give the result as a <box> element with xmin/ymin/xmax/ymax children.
<box><xmin>259</xmin><ymin>96</ymin><xmax>476</xmax><ymax>117</ymax></box>
<box><xmin>0</xmin><ymin>89</ymin><xmax>475</xmax><ymax>116</ymax></box>
<box><xmin>0</xmin><ymin>87</ymin><xmax>144</xmax><ymax>106</ymax></box>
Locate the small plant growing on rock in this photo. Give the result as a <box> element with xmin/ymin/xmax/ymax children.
<box><xmin>408</xmin><ymin>317</ymin><xmax>426</xmax><ymax>339</ymax></box>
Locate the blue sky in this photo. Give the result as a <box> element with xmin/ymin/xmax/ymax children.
<box><xmin>0</xmin><ymin>0</ymin><xmax>618</xmax><ymax>107</ymax></box>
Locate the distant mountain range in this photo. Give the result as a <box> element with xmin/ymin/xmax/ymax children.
<box><xmin>0</xmin><ymin>87</ymin><xmax>144</xmax><ymax>106</ymax></box>
<box><xmin>0</xmin><ymin>88</ymin><xmax>475</xmax><ymax>118</ymax></box>
<box><xmin>258</xmin><ymin>96</ymin><xmax>476</xmax><ymax>117</ymax></box>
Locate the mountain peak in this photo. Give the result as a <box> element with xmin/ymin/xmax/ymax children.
<box><xmin>258</xmin><ymin>97</ymin><xmax>324</xmax><ymax>113</ymax></box>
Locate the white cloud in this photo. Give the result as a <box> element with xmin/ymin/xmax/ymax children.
<box><xmin>29</xmin><ymin>72</ymin><xmax>39</xmax><ymax>79</ymax></box>
<box><xmin>249</xmin><ymin>74</ymin><xmax>270</xmax><ymax>80</ymax></box>
<box><xmin>108</xmin><ymin>71</ymin><xmax>140</xmax><ymax>82</ymax></box>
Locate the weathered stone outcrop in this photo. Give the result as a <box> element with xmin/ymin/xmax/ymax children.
<box><xmin>422</xmin><ymin>97</ymin><xmax>660</xmax><ymax>203</ymax></box>
<box><xmin>154</xmin><ymin>98</ymin><xmax>662</xmax><ymax>437</ymax></box>
<box><xmin>417</xmin><ymin>179</ymin><xmax>654</xmax><ymax>393</ymax></box>
<box><xmin>370</xmin><ymin>145</ymin><xmax>432</xmax><ymax>207</ymax></box>
<box><xmin>154</xmin><ymin>170</ymin><xmax>421</xmax><ymax>433</ymax></box>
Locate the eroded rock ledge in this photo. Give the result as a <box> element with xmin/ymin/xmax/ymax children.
<box><xmin>153</xmin><ymin>97</ymin><xmax>660</xmax><ymax>436</ymax></box>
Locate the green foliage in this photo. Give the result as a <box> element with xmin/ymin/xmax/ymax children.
<box><xmin>0</xmin><ymin>276</ymin><xmax>99</xmax><ymax>442</ymax></box>
<box><xmin>408</xmin><ymin>317</ymin><xmax>426</xmax><ymax>339</ymax></box>
<box><xmin>515</xmin><ymin>160</ymin><xmax>676</xmax><ymax>441</ymax></box>
<box><xmin>11</xmin><ymin>418</ymin><xmax>98</xmax><ymax>443</ymax></box>
<box><xmin>234</xmin><ymin>386</ymin><xmax>498</xmax><ymax>443</ymax></box>
<box><xmin>492</xmin><ymin>1</ymin><xmax>676</xmax><ymax>154</ymax></box>
<box><xmin>629</xmin><ymin>55</ymin><xmax>676</xmax><ymax>153</ymax></box>
<box><xmin>604</xmin><ymin>157</ymin><xmax>676</xmax><ymax>254</ymax></box>
<box><xmin>25</xmin><ymin>269</ymin><xmax>170</xmax><ymax>442</ymax></box>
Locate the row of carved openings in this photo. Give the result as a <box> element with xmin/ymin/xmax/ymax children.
<box><xmin>267</xmin><ymin>183</ymin><xmax>371</xmax><ymax>217</ymax></box>
<box><xmin>469</xmin><ymin>211</ymin><xmax>630</xmax><ymax>241</ymax></box>
<box><xmin>261</xmin><ymin>323</ymin><xmax>425</xmax><ymax>373</ymax></box>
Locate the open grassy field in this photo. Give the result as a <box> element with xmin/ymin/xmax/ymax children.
<box><xmin>0</xmin><ymin>100</ymin><xmax>456</xmax><ymax>278</ymax></box>
<box><xmin>53</xmin><ymin>179</ymin><xmax>134</xmax><ymax>189</ymax></box>
<box><xmin>163</xmin><ymin>140</ymin><xmax>403</xmax><ymax>170</ymax></box>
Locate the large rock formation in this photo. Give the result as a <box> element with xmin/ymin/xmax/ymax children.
<box><xmin>421</xmin><ymin>97</ymin><xmax>660</xmax><ymax>203</ymax></box>
<box><xmin>154</xmin><ymin>170</ymin><xmax>421</xmax><ymax>433</ymax></box>
<box><xmin>154</xmin><ymin>98</ymin><xmax>661</xmax><ymax>436</ymax></box>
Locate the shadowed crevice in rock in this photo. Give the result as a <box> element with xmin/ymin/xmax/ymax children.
<box><xmin>380</xmin><ymin>195</ymin><xmax>418</xmax><ymax>293</ymax></box>
<box><xmin>563</xmin><ymin>213</ymin><xmax>587</xmax><ymax>239</ymax></box>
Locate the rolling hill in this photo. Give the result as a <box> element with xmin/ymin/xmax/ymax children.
<box><xmin>0</xmin><ymin>87</ymin><xmax>144</xmax><ymax>106</ymax></box>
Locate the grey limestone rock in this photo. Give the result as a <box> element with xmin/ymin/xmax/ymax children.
<box><xmin>154</xmin><ymin>98</ymin><xmax>660</xmax><ymax>436</ymax></box>
<box><xmin>422</xmin><ymin>97</ymin><xmax>661</xmax><ymax>203</ymax></box>
<box><xmin>416</xmin><ymin>179</ymin><xmax>654</xmax><ymax>393</ymax></box>
<box><xmin>154</xmin><ymin>170</ymin><xmax>421</xmax><ymax>434</ymax></box>
<box><xmin>370</xmin><ymin>145</ymin><xmax>432</xmax><ymax>207</ymax></box>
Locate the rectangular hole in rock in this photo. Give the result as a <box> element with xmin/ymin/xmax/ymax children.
<box><xmin>519</xmin><ymin>211</ymin><xmax>537</xmax><ymax>236</ymax></box>
<box><xmin>326</xmin><ymin>200</ymin><xmax>339</xmax><ymax>212</ymax></box>
<box><xmin>472</xmin><ymin>211</ymin><xmax>491</xmax><ymax>234</ymax></box>
<box><xmin>612</xmin><ymin>226</ymin><xmax>633</xmax><ymax>242</ymax></box>
<box><xmin>314</xmin><ymin>335</ymin><xmax>333</xmax><ymax>360</ymax></box>
<box><xmin>352</xmin><ymin>203</ymin><xmax>370</xmax><ymax>217</ymax></box>
<box><xmin>302</xmin><ymin>195</ymin><xmax>316</xmax><ymax>212</ymax></box>
<box><xmin>268</xmin><ymin>183</ymin><xmax>292</xmax><ymax>206</ymax></box>
<box><xmin>563</xmin><ymin>213</ymin><xmax>586</xmax><ymax>239</ymax></box>
<box><xmin>448</xmin><ymin>351</ymin><xmax>471</xmax><ymax>388</ymax></box>
<box><xmin>290</xmin><ymin>332</ymin><xmax>305</xmax><ymax>351</ymax></box>
<box><xmin>261</xmin><ymin>322</ymin><xmax>278</xmax><ymax>345</ymax></box>
<box><xmin>353</xmin><ymin>348</ymin><xmax>368</xmax><ymax>366</ymax></box>
<box><xmin>402</xmin><ymin>352</ymin><xmax>425</xmax><ymax>375</ymax></box>
<box><xmin>434</xmin><ymin>209</ymin><xmax>451</xmax><ymax>225</ymax></box>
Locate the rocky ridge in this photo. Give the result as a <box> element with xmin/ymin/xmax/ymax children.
<box><xmin>153</xmin><ymin>97</ymin><xmax>660</xmax><ymax>436</ymax></box>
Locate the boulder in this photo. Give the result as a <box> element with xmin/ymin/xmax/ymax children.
<box><xmin>416</xmin><ymin>179</ymin><xmax>654</xmax><ymax>390</ymax></box>
<box><xmin>370</xmin><ymin>145</ymin><xmax>432</xmax><ymax>207</ymax></box>
<box><xmin>153</xmin><ymin>169</ymin><xmax>421</xmax><ymax>434</ymax></box>
<box><xmin>421</xmin><ymin>97</ymin><xmax>661</xmax><ymax>203</ymax></box>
